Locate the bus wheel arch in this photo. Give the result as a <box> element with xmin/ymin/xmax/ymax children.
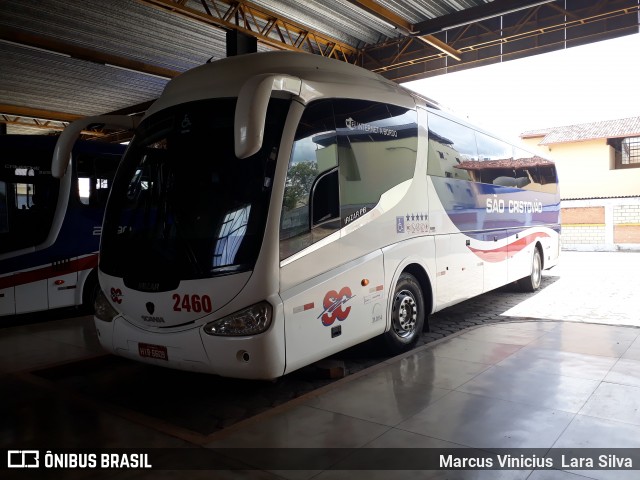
<box><xmin>382</xmin><ymin>263</ymin><xmax>432</xmax><ymax>353</ymax></box>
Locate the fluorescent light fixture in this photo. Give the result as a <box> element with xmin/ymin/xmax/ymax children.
<box><xmin>0</xmin><ymin>38</ymin><xmax>71</xmax><ymax>57</ymax></box>
<box><xmin>105</xmin><ymin>63</ymin><xmax>171</xmax><ymax>80</ymax></box>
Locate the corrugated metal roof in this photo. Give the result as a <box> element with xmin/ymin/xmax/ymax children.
<box><xmin>1</xmin><ymin>42</ymin><xmax>167</xmax><ymax>116</ymax></box>
<box><xmin>2</xmin><ymin>0</ymin><xmax>419</xmax><ymax>134</ymax></box>
<box><xmin>1</xmin><ymin>0</ymin><xmax>636</xmax><ymax>136</ymax></box>
<box><xmin>0</xmin><ymin>0</ymin><xmax>242</xmax><ymax>133</ymax></box>
<box><xmin>252</xmin><ymin>0</ymin><xmax>394</xmax><ymax>46</ymax></box>
<box><xmin>376</xmin><ymin>0</ymin><xmax>488</xmax><ymax>23</ymax></box>
<box><xmin>523</xmin><ymin>117</ymin><xmax>640</xmax><ymax>145</ymax></box>
<box><xmin>1</xmin><ymin>0</ymin><xmax>239</xmax><ymax>70</ymax></box>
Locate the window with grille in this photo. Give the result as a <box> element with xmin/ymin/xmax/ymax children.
<box><xmin>610</xmin><ymin>136</ymin><xmax>640</xmax><ymax>169</ymax></box>
<box><xmin>621</xmin><ymin>137</ymin><xmax>640</xmax><ymax>165</ymax></box>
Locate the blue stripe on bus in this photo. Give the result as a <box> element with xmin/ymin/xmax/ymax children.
<box><xmin>431</xmin><ymin>176</ymin><xmax>560</xmax><ymax>232</ymax></box>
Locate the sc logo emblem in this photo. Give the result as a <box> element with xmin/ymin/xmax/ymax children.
<box><xmin>319</xmin><ymin>287</ymin><xmax>355</xmax><ymax>326</ymax></box>
<box><xmin>7</xmin><ymin>450</ymin><xmax>39</xmax><ymax>468</ymax></box>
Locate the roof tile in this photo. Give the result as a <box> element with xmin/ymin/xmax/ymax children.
<box><xmin>520</xmin><ymin>116</ymin><xmax>640</xmax><ymax>145</ymax></box>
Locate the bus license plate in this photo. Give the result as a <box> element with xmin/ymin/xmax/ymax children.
<box><xmin>138</xmin><ymin>342</ymin><xmax>168</xmax><ymax>361</ymax></box>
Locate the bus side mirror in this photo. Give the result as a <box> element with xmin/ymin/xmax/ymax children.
<box><xmin>52</xmin><ymin>115</ymin><xmax>140</xmax><ymax>178</ymax></box>
<box><xmin>234</xmin><ymin>74</ymin><xmax>302</xmax><ymax>159</ymax></box>
<box><xmin>310</xmin><ymin>168</ymin><xmax>340</xmax><ymax>227</ymax></box>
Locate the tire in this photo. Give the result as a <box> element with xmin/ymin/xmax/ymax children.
<box><xmin>82</xmin><ymin>270</ymin><xmax>101</xmax><ymax>314</ymax></box>
<box><xmin>382</xmin><ymin>272</ymin><xmax>425</xmax><ymax>354</ymax></box>
<box><xmin>517</xmin><ymin>247</ymin><xmax>542</xmax><ymax>292</ymax></box>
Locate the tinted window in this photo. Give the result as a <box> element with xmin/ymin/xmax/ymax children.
<box><xmin>280</xmin><ymin>99</ymin><xmax>418</xmax><ymax>261</ymax></box>
<box><xmin>333</xmin><ymin>100</ymin><xmax>417</xmax><ymax>226</ymax></box>
<box><xmin>426</xmin><ymin>112</ymin><xmax>557</xmax><ymax>193</ymax></box>
<box><xmin>476</xmin><ymin>132</ymin><xmax>512</xmax><ymax>161</ymax></box>
<box><xmin>476</xmin><ymin>143</ymin><xmax>557</xmax><ymax>193</ymax></box>
<box><xmin>473</xmin><ymin>132</ymin><xmax>514</xmax><ymax>185</ymax></box>
<box><xmin>427</xmin><ymin>113</ymin><xmax>476</xmax><ymax>181</ymax></box>
<box><xmin>511</xmin><ymin>147</ymin><xmax>556</xmax><ymax>193</ymax></box>
<box><xmin>280</xmin><ymin>100</ymin><xmax>339</xmax><ymax>260</ymax></box>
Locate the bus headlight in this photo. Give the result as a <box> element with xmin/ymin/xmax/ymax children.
<box><xmin>94</xmin><ymin>288</ymin><xmax>119</xmax><ymax>322</ymax></box>
<box><xmin>203</xmin><ymin>301</ymin><xmax>272</xmax><ymax>336</ymax></box>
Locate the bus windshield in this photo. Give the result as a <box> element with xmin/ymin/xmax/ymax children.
<box><xmin>100</xmin><ymin>98</ymin><xmax>289</xmax><ymax>287</ymax></box>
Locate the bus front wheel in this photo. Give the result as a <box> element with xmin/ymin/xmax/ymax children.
<box><xmin>383</xmin><ymin>272</ymin><xmax>425</xmax><ymax>353</ymax></box>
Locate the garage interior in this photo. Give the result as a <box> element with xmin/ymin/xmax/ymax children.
<box><xmin>2</xmin><ymin>1</ymin><xmax>640</xmax><ymax>478</ymax></box>
<box><xmin>2</xmin><ymin>0</ymin><xmax>638</xmax><ymax>137</ymax></box>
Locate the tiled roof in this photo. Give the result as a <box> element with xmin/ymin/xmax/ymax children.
<box><xmin>519</xmin><ymin>128</ymin><xmax>553</xmax><ymax>139</ymax></box>
<box><xmin>520</xmin><ymin>116</ymin><xmax>640</xmax><ymax>145</ymax></box>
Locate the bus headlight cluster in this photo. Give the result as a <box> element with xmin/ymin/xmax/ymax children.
<box><xmin>203</xmin><ymin>301</ymin><xmax>272</xmax><ymax>336</ymax></box>
<box><xmin>94</xmin><ymin>288</ymin><xmax>119</xmax><ymax>322</ymax></box>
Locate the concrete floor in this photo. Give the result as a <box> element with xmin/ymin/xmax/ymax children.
<box><xmin>2</xmin><ymin>252</ymin><xmax>640</xmax><ymax>479</ymax></box>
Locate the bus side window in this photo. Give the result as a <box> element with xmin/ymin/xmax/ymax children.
<box><xmin>475</xmin><ymin>133</ymin><xmax>515</xmax><ymax>185</ymax></box>
<box><xmin>0</xmin><ymin>164</ymin><xmax>59</xmax><ymax>254</ymax></box>
<box><xmin>280</xmin><ymin>99</ymin><xmax>339</xmax><ymax>261</ymax></box>
<box><xmin>426</xmin><ymin>113</ymin><xmax>476</xmax><ymax>181</ymax></box>
<box><xmin>333</xmin><ymin>100</ymin><xmax>418</xmax><ymax>226</ymax></box>
<box><xmin>77</xmin><ymin>153</ymin><xmax>118</xmax><ymax>207</ymax></box>
<box><xmin>513</xmin><ymin>147</ymin><xmax>557</xmax><ymax>194</ymax></box>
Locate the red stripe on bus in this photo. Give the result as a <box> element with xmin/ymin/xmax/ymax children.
<box><xmin>0</xmin><ymin>254</ymin><xmax>98</xmax><ymax>290</ymax></box>
<box><xmin>468</xmin><ymin>232</ymin><xmax>550</xmax><ymax>263</ymax></box>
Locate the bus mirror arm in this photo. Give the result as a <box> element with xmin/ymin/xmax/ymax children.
<box><xmin>235</xmin><ymin>74</ymin><xmax>302</xmax><ymax>159</ymax></box>
<box><xmin>52</xmin><ymin>115</ymin><xmax>140</xmax><ymax>178</ymax></box>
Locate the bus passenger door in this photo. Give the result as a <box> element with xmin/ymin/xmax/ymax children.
<box><xmin>279</xmin><ymin>167</ymin><xmax>386</xmax><ymax>374</ymax></box>
<box><xmin>280</xmin><ymin>247</ymin><xmax>385</xmax><ymax>375</ymax></box>
<box><xmin>279</xmin><ymin>98</ymin><xmax>398</xmax><ymax>374</ymax></box>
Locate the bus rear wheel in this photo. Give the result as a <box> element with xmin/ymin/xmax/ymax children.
<box><xmin>383</xmin><ymin>272</ymin><xmax>425</xmax><ymax>353</ymax></box>
<box><xmin>518</xmin><ymin>247</ymin><xmax>542</xmax><ymax>292</ymax></box>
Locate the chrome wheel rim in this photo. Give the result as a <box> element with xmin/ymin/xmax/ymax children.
<box><xmin>392</xmin><ymin>290</ymin><xmax>418</xmax><ymax>338</ymax></box>
<box><xmin>532</xmin><ymin>251</ymin><xmax>542</xmax><ymax>289</ymax></box>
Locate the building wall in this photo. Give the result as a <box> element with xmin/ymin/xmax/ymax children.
<box><xmin>561</xmin><ymin>198</ymin><xmax>640</xmax><ymax>251</ymax></box>
<box><xmin>521</xmin><ymin>137</ymin><xmax>640</xmax><ymax>199</ymax></box>
<box><xmin>522</xmin><ymin>135</ymin><xmax>640</xmax><ymax>251</ymax></box>
<box><xmin>613</xmin><ymin>203</ymin><xmax>640</xmax><ymax>243</ymax></box>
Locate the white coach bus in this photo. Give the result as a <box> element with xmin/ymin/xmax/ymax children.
<box><xmin>52</xmin><ymin>51</ymin><xmax>560</xmax><ymax>379</ymax></box>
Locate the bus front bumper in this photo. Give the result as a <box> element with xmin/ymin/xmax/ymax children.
<box><xmin>94</xmin><ymin>315</ymin><xmax>286</xmax><ymax>379</ymax></box>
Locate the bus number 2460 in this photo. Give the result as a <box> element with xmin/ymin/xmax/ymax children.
<box><xmin>172</xmin><ymin>294</ymin><xmax>213</xmax><ymax>313</ymax></box>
